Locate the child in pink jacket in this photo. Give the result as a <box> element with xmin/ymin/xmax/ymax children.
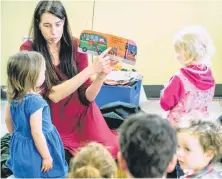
<box><xmin>160</xmin><ymin>25</ymin><xmax>215</xmax><ymax>127</ymax></box>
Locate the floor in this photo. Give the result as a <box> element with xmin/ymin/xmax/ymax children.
<box><xmin>1</xmin><ymin>88</ymin><xmax>222</xmax><ymax>171</ymax></box>
<box><xmin>140</xmin><ymin>98</ymin><xmax>222</xmax><ymax>119</ymax></box>
<box><xmin>1</xmin><ymin>87</ymin><xmax>221</xmax><ymax>136</ymax></box>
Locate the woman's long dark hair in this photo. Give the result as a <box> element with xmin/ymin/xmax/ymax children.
<box><xmin>29</xmin><ymin>1</ymin><xmax>87</xmax><ymax>104</ymax></box>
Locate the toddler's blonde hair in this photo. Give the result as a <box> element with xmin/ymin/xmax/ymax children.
<box><xmin>174</xmin><ymin>25</ymin><xmax>215</xmax><ymax>65</ymax></box>
<box><xmin>68</xmin><ymin>142</ymin><xmax>117</xmax><ymax>178</ymax></box>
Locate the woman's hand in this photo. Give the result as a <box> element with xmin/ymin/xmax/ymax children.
<box><xmin>85</xmin><ymin>48</ymin><xmax>120</xmax><ymax>101</ymax></box>
<box><xmin>88</xmin><ymin>47</ymin><xmax>120</xmax><ymax>75</ymax></box>
<box><xmin>87</xmin><ymin>47</ymin><xmax>112</xmax><ymax>75</ymax></box>
<box><xmin>95</xmin><ymin>59</ymin><xmax>119</xmax><ymax>80</ymax></box>
<box><xmin>96</xmin><ymin>59</ymin><xmax>120</xmax><ymax>80</ymax></box>
<box><xmin>103</xmin><ymin>59</ymin><xmax>120</xmax><ymax>75</ymax></box>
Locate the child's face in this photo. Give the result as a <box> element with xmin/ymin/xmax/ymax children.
<box><xmin>175</xmin><ymin>49</ymin><xmax>193</xmax><ymax>66</ymax></box>
<box><xmin>175</xmin><ymin>51</ymin><xmax>185</xmax><ymax>63</ymax></box>
<box><xmin>37</xmin><ymin>61</ymin><xmax>46</xmax><ymax>87</ymax></box>
<box><xmin>177</xmin><ymin>132</ymin><xmax>212</xmax><ymax>173</ymax></box>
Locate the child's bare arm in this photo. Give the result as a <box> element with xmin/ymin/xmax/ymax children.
<box><xmin>5</xmin><ymin>103</ymin><xmax>14</xmax><ymax>135</ymax></box>
<box><xmin>30</xmin><ymin>108</ymin><xmax>53</xmax><ymax>172</ymax></box>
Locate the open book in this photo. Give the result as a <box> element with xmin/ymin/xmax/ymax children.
<box><xmin>78</xmin><ymin>30</ymin><xmax>137</xmax><ymax>65</ymax></box>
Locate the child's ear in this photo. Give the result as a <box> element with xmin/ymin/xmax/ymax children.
<box><xmin>204</xmin><ymin>150</ymin><xmax>215</xmax><ymax>161</ymax></box>
<box><xmin>117</xmin><ymin>151</ymin><xmax>127</xmax><ymax>172</ymax></box>
<box><xmin>166</xmin><ymin>154</ymin><xmax>177</xmax><ymax>173</ymax></box>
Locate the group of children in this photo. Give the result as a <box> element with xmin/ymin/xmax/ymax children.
<box><xmin>57</xmin><ymin>113</ymin><xmax>222</xmax><ymax>178</ymax></box>
<box><xmin>5</xmin><ymin>24</ymin><xmax>222</xmax><ymax>178</ymax></box>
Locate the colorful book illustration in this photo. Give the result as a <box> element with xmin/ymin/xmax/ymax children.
<box><xmin>78</xmin><ymin>30</ymin><xmax>137</xmax><ymax>65</ymax></box>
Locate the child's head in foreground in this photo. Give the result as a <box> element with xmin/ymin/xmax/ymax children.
<box><xmin>118</xmin><ymin>112</ymin><xmax>177</xmax><ymax>178</ymax></box>
<box><xmin>177</xmin><ymin>118</ymin><xmax>222</xmax><ymax>173</ymax></box>
<box><xmin>68</xmin><ymin>142</ymin><xmax>117</xmax><ymax>178</ymax></box>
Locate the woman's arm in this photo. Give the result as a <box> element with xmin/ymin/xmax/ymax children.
<box><xmin>20</xmin><ymin>42</ymin><xmax>97</xmax><ymax>103</ymax></box>
<box><xmin>20</xmin><ymin>42</ymin><xmax>112</xmax><ymax>103</ymax></box>
<box><xmin>48</xmin><ymin>66</ymin><xmax>94</xmax><ymax>103</ymax></box>
<box><xmin>5</xmin><ymin>103</ymin><xmax>14</xmax><ymax>135</ymax></box>
<box><xmin>48</xmin><ymin>48</ymin><xmax>112</xmax><ymax>103</ymax></box>
<box><xmin>85</xmin><ymin>60</ymin><xmax>119</xmax><ymax>102</ymax></box>
<box><xmin>85</xmin><ymin>73</ymin><xmax>106</xmax><ymax>102</ymax></box>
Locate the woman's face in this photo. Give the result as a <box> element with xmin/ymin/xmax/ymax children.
<box><xmin>39</xmin><ymin>12</ymin><xmax>64</xmax><ymax>45</ymax></box>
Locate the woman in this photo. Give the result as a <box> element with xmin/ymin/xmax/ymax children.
<box><xmin>20</xmin><ymin>0</ymin><xmax>119</xmax><ymax>165</ymax></box>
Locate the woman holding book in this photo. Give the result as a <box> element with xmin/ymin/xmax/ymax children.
<box><xmin>20</xmin><ymin>0</ymin><xmax>119</xmax><ymax>165</ymax></box>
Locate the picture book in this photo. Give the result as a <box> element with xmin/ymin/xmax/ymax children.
<box><xmin>78</xmin><ymin>30</ymin><xmax>137</xmax><ymax>65</ymax></box>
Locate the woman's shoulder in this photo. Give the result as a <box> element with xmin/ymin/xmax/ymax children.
<box><xmin>20</xmin><ymin>40</ymin><xmax>33</xmax><ymax>51</ymax></box>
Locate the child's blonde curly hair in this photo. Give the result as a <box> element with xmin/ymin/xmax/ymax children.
<box><xmin>177</xmin><ymin>118</ymin><xmax>222</xmax><ymax>161</ymax></box>
<box><xmin>68</xmin><ymin>142</ymin><xmax>117</xmax><ymax>178</ymax></box>
<box><xmin>174</xmin><ymin>25</ymin><xmax>215</xmax><ymax>65</ymax></box>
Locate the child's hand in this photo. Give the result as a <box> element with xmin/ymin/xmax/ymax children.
<box><xmin>41</xmin><ymin>156</ymin><xmax>53</xmax><ymax>172</ymax></box>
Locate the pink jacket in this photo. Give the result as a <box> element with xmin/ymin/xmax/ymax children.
<box><xmin>160</xmin><ymin>65</ymin><xmax>215</xmax><ymax>125</ymax></box>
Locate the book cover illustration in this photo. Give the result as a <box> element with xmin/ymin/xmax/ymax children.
<box><xmin>78</xmin><ymin>30</ymin><xmax>137</xmax><ymax>65</ymax></box>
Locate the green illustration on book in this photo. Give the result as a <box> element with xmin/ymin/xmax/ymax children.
<box><xmin>78</xmin><ymin>30</ymin><xmax>137</xmax><ymax>65</ymax></box>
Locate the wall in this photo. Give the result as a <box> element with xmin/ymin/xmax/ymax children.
<box><xmin>1</xmin><ymin>1</ymin><xmax>222</xmax><ymax>87</ymax></box>
<box><xmin>93</xmin><ymin>1</ymin><xmax>222</xmax><ymax>85</ymax></box>
<box><xmin>1</xmin><ymin>1</ymin><xmax>94</xmax><ymax>84</ymax></box>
